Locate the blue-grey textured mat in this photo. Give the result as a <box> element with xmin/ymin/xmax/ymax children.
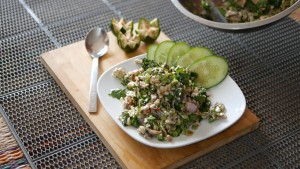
<box><xmin>0</xmin><ymin>29</ymin><xmax>55</xmax><ymax>95</ymax></box>
<box><xmin>0</xmin><ymin>0</ymin><xmax>39</xmax><ymax>39</ymax></box>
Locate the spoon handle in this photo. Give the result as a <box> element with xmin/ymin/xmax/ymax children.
<box><xmin>88</xmin><ymin>57</ymin><xmax>99</xmax><ymax>112</ymax></box>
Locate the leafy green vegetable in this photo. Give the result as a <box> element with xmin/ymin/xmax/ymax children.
<box><xmin>170</xmin><ymin>127</ymin><xmax>181</xmax><ymax>137</ymax></box>
<box><xmin>174</xmin><ymin>102</ymin><xmax>184</xmax><ymax>111</ymax></box>
<box><xmin>201</xmin><ymin>0</ymin><xmax>211</xmax><ymax>11</ymax></box>
<box><xmin>165</xmin><ymin>94</ymin><xmax>174</xmax><ymax>101</ymax></box>
<box><xmin>119</xmin><ymin>112</ymin><xmax>129</xmax><ymax>126</ymax></box>
<box><xmin>147</xmin><ymin>115</ymin><xmax>156</xmax><ymax>122</ymax></box>
<box><xmin>269</xmin><ymin>0</ymin><xmax>282</xmax><ymax>7</ymax></box>
<box><xmin>219</xmin><ymin>8</ymin><xmax>226</xmax><ymax>16</ymax></box>
<box><xmin>201</xmin><ymin>99</ymin><xmax>211</xmax><ymax>112</ymax></box>
<box><xmin>109</xmin><ymin>89</ymin><xmax>126</xmax><ymax>99</ymax></box>
<box><xmin>175</xmin><ymin>67</ymin><xmax>190</xmax><ymax>85</ymax></box>
<box><xmin>228</xmin><ymin>0</ymin><xmax>239</xmax><ymax>9</ymax></box>
<box><xmin>157</xmin><ymin>134</ymin><xmax>165</xmax><ymax>141</ymax></box>
<box><xmin>188</xmin><ymin>114</ymin><xmax>198</xmax><ymax>122</ymax></box>
<box><xmin>130</xmin><ymin>115</ymin><xmax>139</xmax><ymax>127</ymax></box>
<box><xmin>141</xmin><ymin>58</ymin><xmax>159</xmax><ymax>70</ymax></box>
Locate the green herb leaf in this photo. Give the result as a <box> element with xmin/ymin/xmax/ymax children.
<box><xmin>157</xmin><ymin>134</ymin><xmax>165</xmax><ymax>141</ymax></box>
<box><xmin>201</xmin><ymin>0</ymin><xmax>211</xmax><ymax>11</ymax></box>
<box><xmin>119</xmin><ymin>112</ymin><xmax>129</xmax><ymax>126</ymax></box>
<box><xmin>109</xmin><ymin>89</ymin><xmax>126</xmax><ymax>99</ymax></box>
<box><xmin>141</xmin><ymin>58</ymin><xmax>159</xmax><ymax>70</ymax></box>
<box><xmin>131</xmin><ymin>115</ymin><xmax>139</xmax><ymax>127</ymax></box>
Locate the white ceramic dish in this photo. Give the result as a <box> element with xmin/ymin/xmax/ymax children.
<box><xmin>171</xmin><ymin>0</ymin><xmax>300</xmax><ymax>30</ymax></box>
<box><xmin>97</xmin><ymin>54</ymin><xmax>246</xmax><ymax>148</ymax></box>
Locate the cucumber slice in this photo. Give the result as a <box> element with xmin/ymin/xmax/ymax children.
<box><xmin>154</xmin><ymin>40</ymin><xmax>175</xmax><ymax>64</ymax></box>
<box><xmin>167</xmin><ymin>42</ymin><xmax>191</xmax><ymax>66</ymax></box>
<box><xmin>147</xmin><ymin>44</ymin><xmax>158</xmax><ymax>60</ymax></box>
<box><xmin>110</xmin><ymin>18</ymin><xmax>133</xmax><ymax>36</ymax></box>
<box><xmin>136</xmin><ymin>18</ymin><xmax>160</xmax><ymax>43</ymax></box>
<box><xmin>188</xmin><ymin>55</ymin><xmax>229</xmax><ymax>88</ymax></box>
<box><xmin>176</xmin><ymin>47</ymin><xmax>212</xmax><ymax>68</ymax></box>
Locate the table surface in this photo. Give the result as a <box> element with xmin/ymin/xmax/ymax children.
<box><xmin>1</xmin><ymin>1</ymin><xmax>300</xmax><ymax>169</ymax></box>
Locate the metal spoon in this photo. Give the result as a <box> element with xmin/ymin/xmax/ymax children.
<box><xmin>85</xmin><ymin>27</ymin><xmax>109</xmax><ymax>113</ymax></box>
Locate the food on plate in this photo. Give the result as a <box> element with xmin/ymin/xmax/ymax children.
<box><xmin>110</xmin><ymin>17</ymin><xmax>160</xmax><ymax>52</ymax></box>
<box><xmin>154</xmin><ymin>40</ymin><xmax>176</xmax><ymax>64</ymax></box>
<box><xmin>136</xmin><ymin>18</ymin><xmax>161</xmax><ymax>43</ymax></box>
<box><xmin>108</xmin><ymin>41</ymin><xmax>229</xmax><ymax>141</ymax></box>
<box><xmin>158</xmin><ymin>40</ymin><xmax>229</xmax><ymax>88</ymax></box>
<box><xmin>188</xmin><ymin>55</ymin><xmax>229</xmax><ymax>88</ymax></box>
<box><xmin>167</xmin><ymin>42</ymin><xmax>191</xmax><ymax>66</ymax></box>
<box><xmin>110</xmin><ymin>58</ymin><xmax>226</xmax><ymax>141</ymax></box>
<box><xmin>212</xmin><ymin>0</ymin><xmax>298</xmax><ymax>22</ymax></box>
<box><xmin>176</xmin><ymin>47</ymin><xmax>212</xmax><ymax>68</ymax></box>
<box><xmin>146</xmin><ymin>44</ymin><xmax>158</xmax><ymax>60</ymax></box>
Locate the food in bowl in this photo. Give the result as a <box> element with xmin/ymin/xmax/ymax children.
<box><xmin>215</xmin><ymin>0</ymin><xmax>298</xmax><ymax>22</ymax></box>
<box><xmin>180</xmin><ymin>0</ymin><xmax>298</xmax><ymax>23</ymax></box>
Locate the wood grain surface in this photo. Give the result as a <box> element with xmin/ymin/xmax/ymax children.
<box><xmin>290</xmin><ymin>7</ymin><xmax>300</xmax><ymax>22</ymax></box>
<box><xmin>41</xmin><ymin>31</ymin><xmax>260</xmax><ymax>169</ymax></box>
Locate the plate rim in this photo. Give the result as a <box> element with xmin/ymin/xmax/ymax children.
<box><xmin>97</xmin><ymin>53</ymin><xmax>246</xmax><ymax>148</ymax></box>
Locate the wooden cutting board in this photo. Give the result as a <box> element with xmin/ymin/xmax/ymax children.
<box><xmin>41</xmin><ymin>31</ymin><xmax>259</xmax><ymax>169</ymax></box>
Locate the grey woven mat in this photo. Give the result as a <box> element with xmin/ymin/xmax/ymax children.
<box><xmin>1</xmin><ymin>0</ymin><xmax>299</xmax><ymax>168</ymax></box>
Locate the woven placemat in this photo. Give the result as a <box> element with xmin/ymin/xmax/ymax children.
<box><xmin>0</xmin><ymin>0</ymin><xmax>299</xmax><ymax>168</ymax></box>
<box><xmin>0</xmin><ymin>114</ymin><xmax>30</xmax><ymax>169</ymax></box>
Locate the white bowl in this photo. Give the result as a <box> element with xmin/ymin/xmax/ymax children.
<box><xmin>171</xmin><ymin>0</ymin><xmax>300</xmax><ymax>30</ymax></box>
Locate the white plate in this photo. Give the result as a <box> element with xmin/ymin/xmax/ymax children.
<box><xmin>97</xmin><ymin>54</ymin><xmax>246</xmax><ymax>148</ymax></box>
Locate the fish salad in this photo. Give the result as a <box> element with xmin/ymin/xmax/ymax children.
<box><xmin>215</xmin><ymin>0</ymin><xmax>298</xmax><ymax>22</ymax></box>
<box><xmin>109</xmin><ymin>58</ymin><xmax>226</xmax><ymax>141</ymax></box>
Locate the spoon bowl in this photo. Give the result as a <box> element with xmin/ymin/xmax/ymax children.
<box><xmin>85</xmin><ymin>27</ymin><xmax>109</xmax><ymax>112</ymax></box>
<box><xmin>85</xmin><ymin>28</ymin><xmax>109</xmax><ymax>58</ymax></box>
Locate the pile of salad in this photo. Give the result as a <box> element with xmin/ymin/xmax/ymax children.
<box><xmin>109</xmin><ymin>40</ymin><xmax>229</xmax><ymax>141</ymax></box>
<box><xmin>110</xmin><ymin>59</ymin><xmax>226</xmax><ymax>141</ymax></box>
<box><xmin>202</xmin><ymin>0</ymin><xmax>298</xmax><ymax>23</ymax></box>
<box><xmin>219</xmin><ymin>0</ymin><xmax>298</xmax><ymax>22</ymax></box>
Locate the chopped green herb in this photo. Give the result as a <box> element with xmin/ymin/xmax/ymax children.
<box><xmin>119</xmin><ymin>112</ymin><xmax>129</xmax><ymax>126</ymax></box>
<box><xmin>109</xmin><ymin>89</ymin><xmax>126</xmax><ymax>99</ymax></box>
<box><xmin>141</xmin><ymin>58</ymin><xmax>159</xmax><ymax>70</ymax></box>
